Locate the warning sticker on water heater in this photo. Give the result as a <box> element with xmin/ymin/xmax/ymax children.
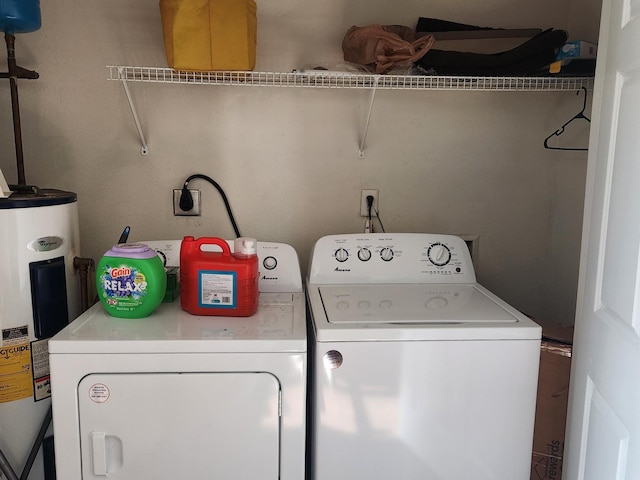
<box><xmin>2</xmin><ymin>325</ymin><xmax>28</xmax><ymax>345</ymax></box>
<box><xmin>0</xmin><ymin>325</ymin><xmax>34</xmax><ymax>403</ymax></box>
<box><xmin>31</xmin><ymin>339</ymin><xmax>52</xmax><ymax>401</ymax></box>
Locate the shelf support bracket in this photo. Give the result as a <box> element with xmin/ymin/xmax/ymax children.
<box><xmin>358</xmin><ymin>76</ymin><xmax>380</xmax><ymax>158</ymax></box>
<box><xmin>118</xmin><ymin>67</ymin><xmax>149</xmax><ymax>155</ymax></box>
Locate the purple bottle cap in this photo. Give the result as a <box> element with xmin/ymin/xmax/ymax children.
<box><xmin>105</xmin><ymin>243</ymin><xmax>158</xmax><ymax>259</ymax></box>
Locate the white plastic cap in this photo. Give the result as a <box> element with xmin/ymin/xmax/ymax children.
<box><xmin>234</xmin><ymin>237</ymin><xmax>257</xmax><ymax>256</ymax></box>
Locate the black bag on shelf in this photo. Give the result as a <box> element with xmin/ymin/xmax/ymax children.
<box><xmin>415</xmin><ymin>27</ymin><xmax>568</xmax><ymax>76</ymax></box>
<box><xmin>416</xmin><ymin>17</ymin><xmax>498</xmax><ymax>33</ymax></box>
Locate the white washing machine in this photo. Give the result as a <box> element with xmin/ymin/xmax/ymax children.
<box><xmin>49</xmin><ymin>240</ymin><xmax>306</xmax><ymax>480</ymax></box>
<box><xmin>306</xmin><ymin>233</ymin><xmax>541</xmax><ymax>480</ymax></box>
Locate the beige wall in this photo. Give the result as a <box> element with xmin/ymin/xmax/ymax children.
<box><xmin>0</xmin><ymin>0</ymin><xmax>600</xmax><ymax>323</ymax></box>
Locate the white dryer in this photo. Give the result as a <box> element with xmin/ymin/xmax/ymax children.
<box><xmin>49</xmin><ymin>240</ymin><xmax>306</xmax><ymax>480</ymax></box>
<box><xmin>306</xmin><ymin>233</ymin><xmax>541</xmax><ymax>480</ymax></box>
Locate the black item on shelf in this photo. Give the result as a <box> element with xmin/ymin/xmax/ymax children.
<box><xmin>415</xmin><ymin>28</ymin><xmax>568</xmax><ymax>76</ymax></box>
<box><xmin>415</xmin><ymin>17</ymin><xmax>542</xmax><ymax>41</ymax></box>
<box><xmin>416</xmin><ymin>17</ymin><xmax>498</xmax><ymax>33</ymax></box>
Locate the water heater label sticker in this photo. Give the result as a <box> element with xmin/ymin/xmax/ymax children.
<box><xmin>2</xmin><ymin>325</ymin><xmax>29</xmax><ymax>345</ymax></box>
<box><xmin>34</xmin><ymin>376</ymin><xmax>51</xmax><ymax>402</ymax></box>
<box><xmin>31</xmin><ymin>339</ymin><xmax>51</xmax><ymax>401</ymax></box>
<box><xmin>0</xmin><ymin>326</ymin><xmax>33</xmax><ymax>403</ymax></box>
<box><xmin>89</xmin><ymin>383</ymin><xmax>110</xmax><ymax>403</ymax></box>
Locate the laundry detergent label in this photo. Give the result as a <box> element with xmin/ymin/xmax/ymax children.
<box><xmin>97</xmin><ymin>251</ymin><xmax>166</xmax><ymax>319</ymax></box>
<box><xmin>99</xmin><ymin>263</ymin><xmax>149</xmax><ymax>310</ymax></box>
<box><xmin>198</xmin><ymin>271</ymin><xmax>237</xmax><ymax>308</ymax></box>
<box><xmin>0</xmin><ymin>326</ymin><xmax>34</xmax><ymax>403</ymax></box>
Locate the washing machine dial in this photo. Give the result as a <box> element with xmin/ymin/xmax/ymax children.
<box><xmin>263</xmin><ymin>256</ymin><xmax>277</xmax><ymax>270</ymax></box>
<box><xmin>357</xmin><ymin>248</ymin><xmax>372</xmax><ymax>261</ymax></box>
<box><xmin>427</xmin><ymin>243</ymin><xmax>452</xmax><ymax>266</ymax></box>
<box><xmin>334</xmin><ymin>248</ymin><xmax>349</xmax><ymax>262</ymax></box>
<box><xmin>380</xmin><ymin>247</ymin><xmax>394</xmax><ymax>262</ymax></box>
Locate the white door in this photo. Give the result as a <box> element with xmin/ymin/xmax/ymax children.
<box><xmin>564</xmin><ymin>0</ymin><xmax>640</xmax><ymax>477</ymax></box>
<box><xmin>77</xmin><ymin>372</ymin><xmax>280</xmax><ymax>479</ymax></box>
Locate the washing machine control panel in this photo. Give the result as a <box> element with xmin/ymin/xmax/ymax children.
<box><xmin>311</xmin><ymin>233</ymin><xmax>476</xmax><ymax>284</ymax></box>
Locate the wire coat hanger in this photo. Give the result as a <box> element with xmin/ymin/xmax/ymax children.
<box><xmin>544</xmin><ymin>87</ymin><xmax>591</xmax><ymax>151</ymax></box>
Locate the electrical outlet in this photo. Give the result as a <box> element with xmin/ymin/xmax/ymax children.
<box><xmin>360</xmin><ymin>189</ymin><xmax>379</xmax><ymax>217</ymax></box>
<box><xmin>173</xmin><ymin>189</ymin><xmax>201</xmax><ymax>216</ymax></box>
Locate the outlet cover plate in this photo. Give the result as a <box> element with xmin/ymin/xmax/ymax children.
<box><xmin>173</xmin><ymin>189</ymin><xmax>201</xmax><ymax>216</ymax></box>
<box><xmin>360</xmin><ymin>189</ymin><xmax>379</xmax><ymax>217</ymax></box>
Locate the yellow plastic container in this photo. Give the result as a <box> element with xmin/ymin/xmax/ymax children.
<box><xmin>159</xmin><ymin>0</ymin><xmax>257</xmax><ymax>71</ymax></box>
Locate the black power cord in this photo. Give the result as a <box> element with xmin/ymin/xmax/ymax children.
<box><xmin>364</xmin><ymin>195</ymin><xmax>386</xmax><ymax>233</ymax></box>
<box><xmin>179</xmin><ymin>174</ymin><xmax>242</xmax><ymax>238</ymax></box>
<box><xmin>374</xmin><ymin>207</ymin><xmax>386</xmax><ymax>233</ymax></box>
<box><xmin>366</xmin><ymin>195</ymin><xmax>374</xmax><ymax>222</ymax></box>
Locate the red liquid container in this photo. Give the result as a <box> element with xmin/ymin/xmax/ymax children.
<box><xmin>180</xmin><ymin>236</ymin><xmax>259</xmax><ymax>316</ymax></box>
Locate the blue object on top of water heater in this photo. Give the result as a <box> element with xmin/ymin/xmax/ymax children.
<box><xmin>0</xmin><ymin>0</ymin><xmax>41</xmax><ymax>34</ymax></box>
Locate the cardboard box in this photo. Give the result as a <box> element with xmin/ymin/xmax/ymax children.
<box><xmin>530</xmin><ymin>320</ymin><xmax>574</xmax><ymax>480</ymax></box>
<box><xmin>549</xmin><ymin>40</ymin><xmax>597</xmax><ymax>74</ymax></box>
<box><xmin>159</xmin><ymin>0</ymin><xmax>257</xmax><ymax>71</ymax></box>
<box><xmin>555</xmin><ymin>41</ymin><xmax>598</xmax><ymax>60</ymax></box>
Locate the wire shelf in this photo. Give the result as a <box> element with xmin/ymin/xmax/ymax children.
<box><xmin>108</xmin><ymin>66</ymin><xmax>595</xmax><ymax>92</ymax></box>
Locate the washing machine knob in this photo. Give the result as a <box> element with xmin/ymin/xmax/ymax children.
<box><xmin>263</xmin><ymin>256</ymin><xmax>277</xmax><ymax>270</ymax></box>
<box><xmin>357</xmin><ymin>248</ymin><xmax>372</xmax><ymax>261</ymax></box>
<box><xmin>427</xmin><ymin>243</ymin><xmax>452</xmax><ymax>266</ymax></box>
<box><xmin>380</xmin><ymin>247</ymin><xmax>394</xmax><ymax>261</ymax></box>
<box><xmin>334</xmin><ymin>248</ymin><xmax>349</xmax><ymax>262</ymax></box>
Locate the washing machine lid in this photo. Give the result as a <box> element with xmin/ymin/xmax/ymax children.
<box><xmin>309</xmin><ymin>283</ymin><xmax>541</xmax><ymax>341</ymax></box>
<box><xmin>320</xmin><ymin>284</ymin><xmax>517</xmax><ymax>324</ymax></box>
<box><xmin>49</xmin><ymin>292</ymin><xmax>306</xmax><ymax>354</ymax></box>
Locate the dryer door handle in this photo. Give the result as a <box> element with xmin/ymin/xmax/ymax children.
<box><xmin>90</xmin><ymin>431</ymin><xmax>108</xmax><ymax>476</ymax></box>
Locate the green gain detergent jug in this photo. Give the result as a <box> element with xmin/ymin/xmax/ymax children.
<box><xmin>96</xmin><ymin>243</ymin><xmax>167</xmax><ymax>318</ymax></box>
